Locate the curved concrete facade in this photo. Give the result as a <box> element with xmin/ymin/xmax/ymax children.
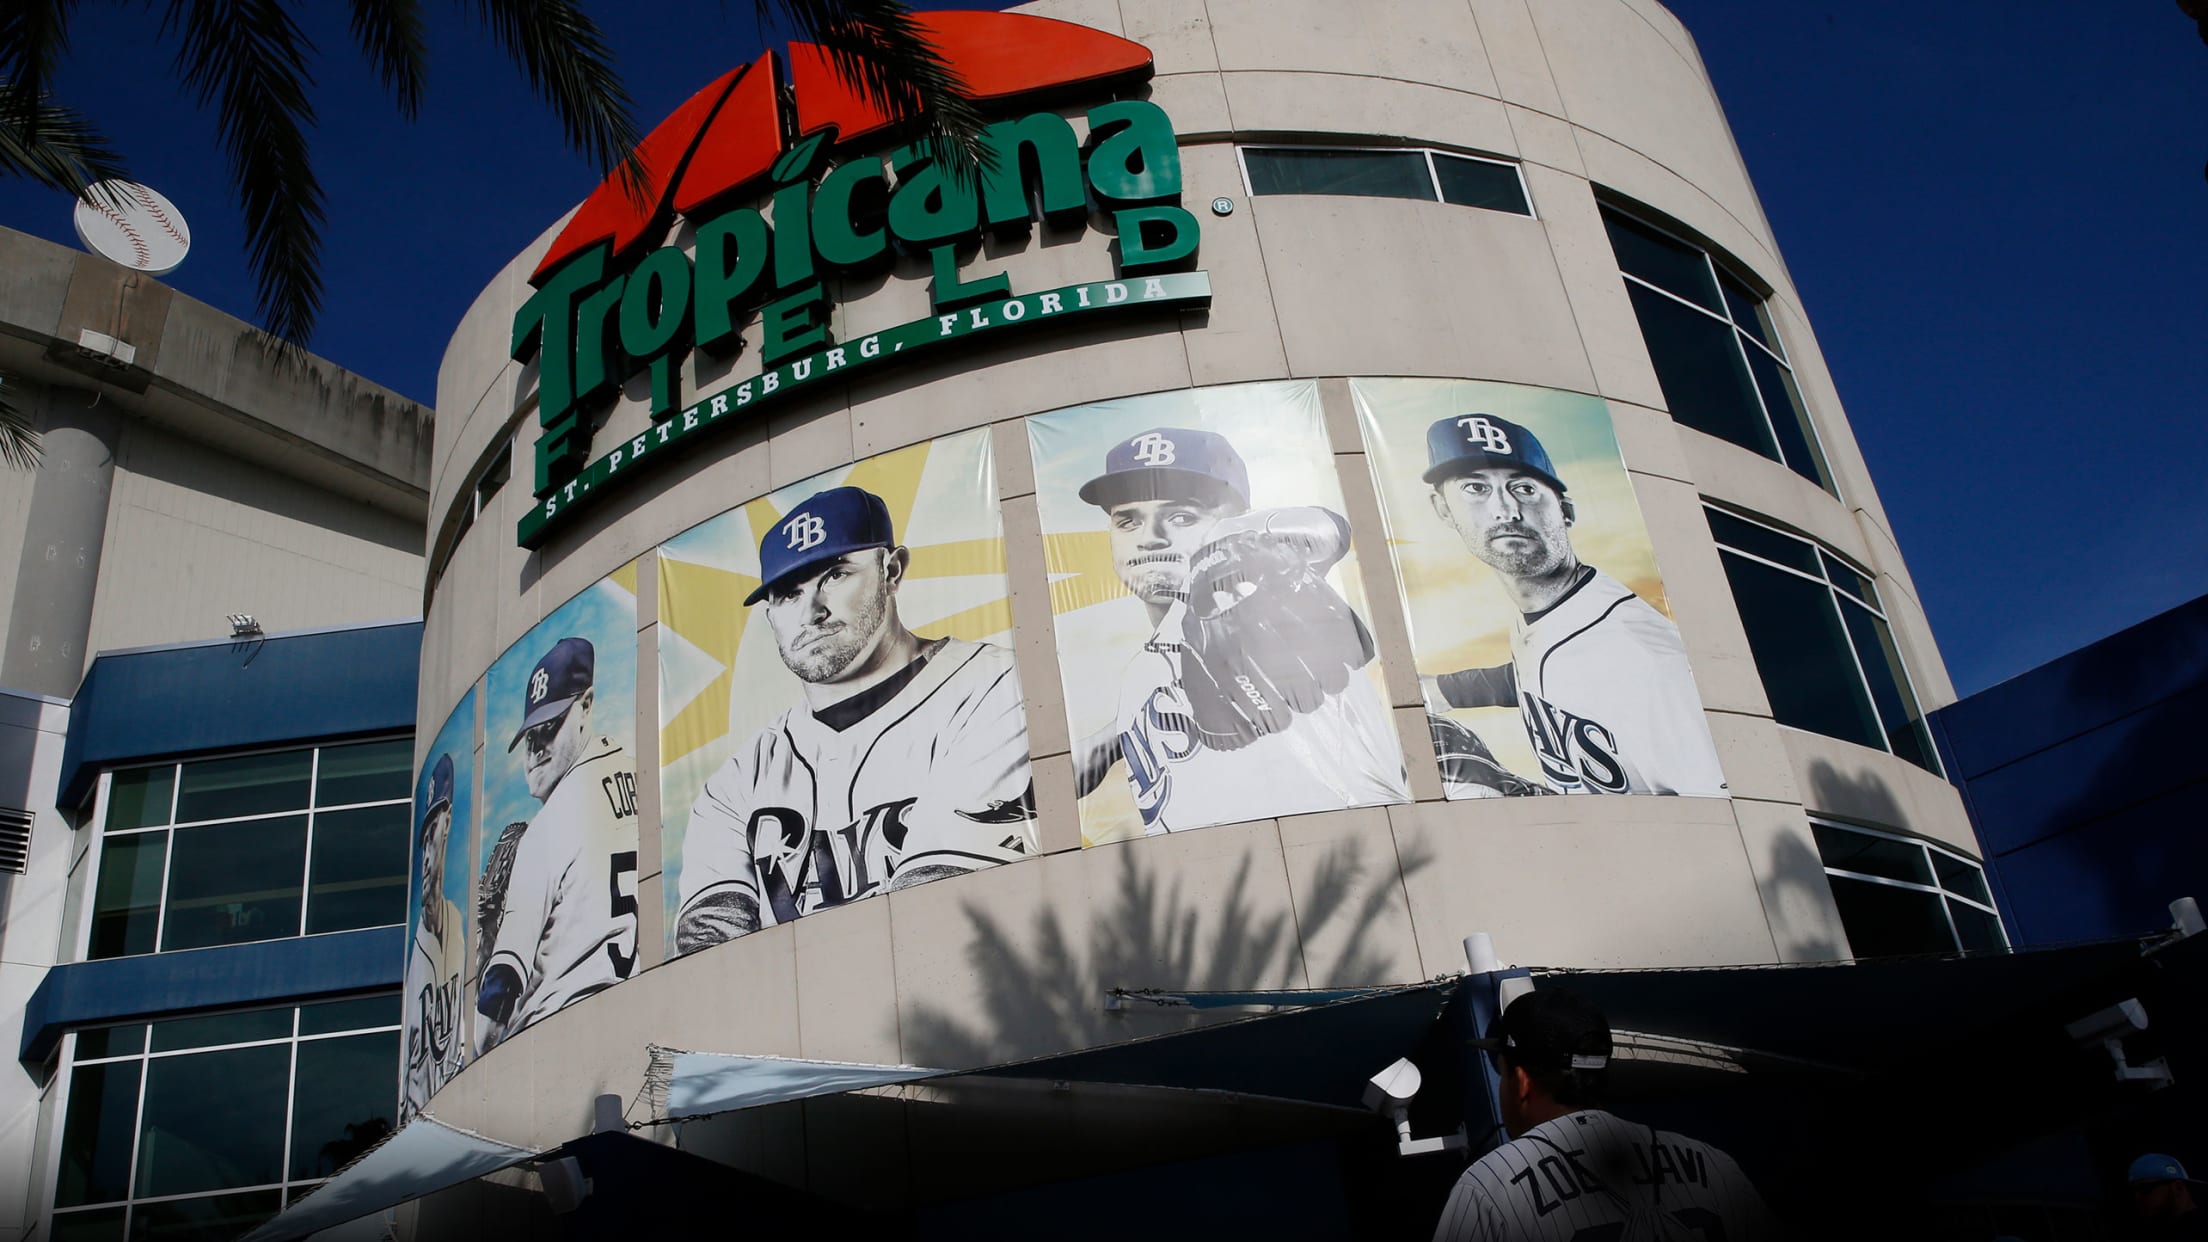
<box><xmin>418</xmin><ymin>0</ymin><xmax>1969</xmax><ymax>1195</ymax></box>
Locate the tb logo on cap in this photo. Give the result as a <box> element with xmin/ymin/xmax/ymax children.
<box><xmin>785</xmin><ymin>512</ymin><xmax>827</xmax><ymax>551</ymax></box>
<box><xmin>1131</xmin><ymin>432</ymin><xmax>1178</xmax><ymax>467</ymax></box>
<box><xmin>1458</xmin><ymin>416</ymin><xmax>1512</xmax><ymax>455</ymax></box>
<box><xmin>529</xmin><ymin>668</ymin><xmax>550</xmax><ymax>705</ymax></box>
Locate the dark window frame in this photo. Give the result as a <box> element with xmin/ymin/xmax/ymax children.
<box><xmin>1237</xmin><ymin>144</ymin><xmax>1534</xmax><ymax>217</ymax></box>
<box><xmin>1811</xmin><ymin>817</ymin><xmax>2007</xmax><ymax>957</ymax></box>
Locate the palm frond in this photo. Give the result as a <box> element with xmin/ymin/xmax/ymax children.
<box><xmin>469</xmin><ymin>0</ymin><xmax>645</xmax><ymax>202</ymax></box>
<box><xmin>0</xmin><ymin>370</ymin><xmax>41</xmax><ymax>471</ymax></box>
<box><xmin>0</xmin><ymin>83</ymin><xmax>128</xmax><ymax>195</ymax></box>
<box><xmin>164</xmin><ymin>0</ymin><xmax>327</xmax><ymax>344</ymax></box>
<box><xmin>0</xmin><ymin>0</ymin><xmax>74</xmax><ymax>143</ymax></box>
<box><xmin>765</xmin><ymin>0</ymin><xmax>991</xmax><ymax>189</ymax></box>
<box><xmin>349</xmin><ymin>0</ymin><xmax>427</xmax><ymax>116</ymax></box>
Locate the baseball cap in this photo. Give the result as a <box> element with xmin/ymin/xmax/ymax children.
<box><xmin>419</xmin><ymin>753</ymin><xmax>454</xmax><ymax>840</ymax></box>
<box><xmin>1423</xmin><ymin>413</ymin><xmax>1566</xmax><ymax>493</ymax></box>
<box><xmin>746</xmin><ymin>486</ymin><xmax>897</xmax><ymax>606</ymax></box>
<box><xmin>507</xmin><ymin>636</ymin><xmax>594</xmax><ymax>750</ymax></box>
<box><xmin>2129</xmin><ymin>1154</ymin><xmax>2193</xmax><ymax>1184</ymax></box>
<box><xmin>1077</xmin><ymin>427</ymin><xmax>1251</xmax><ymax>510</ymax></box>
<box><xmin>1471</xmin><ymin>987</ymin><xmax>1612</xmax><ymax>1074</ymax></box>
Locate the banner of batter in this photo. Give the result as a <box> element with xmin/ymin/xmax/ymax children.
<box><xmin>476</xmin><ymin>568</ymin><xmax>641</xmax><ymax>1053</ymax></box>
<box><xmin>1352</xmin><ymin>377</ymin><xmax>1727</xmax><ymax>799</ymax></box>
<box><xmin>403</xmin><ymin>690</ymin><xmax>474</xmax><ymax>1119</ymax></box>
<box><xmin>1027</xmin><ymin>380</ymin><xmax>1410</xmax><ymax>847</ymax></box>
<box><xmin>658</xmin><ymin>426</ymin><xmax>1036</xmax><ymax>960</ymax></box>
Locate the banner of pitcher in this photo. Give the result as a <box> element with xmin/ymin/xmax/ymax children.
<box><xmin>404</xmin><ymin>377</ymin><xmax>1725</xmax><ymax>1091</ymax></box>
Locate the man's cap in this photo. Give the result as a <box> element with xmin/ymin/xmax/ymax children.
<box><xmin>508</xmin><ymin>636</ymin><xmax>593</xmax><ymax>750</ymax></box>
<box><xmin>746</xmin><ymin>486</ymin><xmax>896</xmax><ymax>606</ymax></box>
<box><xmin>1423</xmin><ymin>413</ymin><xmax>1566</xmax><ymax>493</ymax></box>
<box><xmin>2129</xmin><ymin>1154</ymin><xmax>2193</xmax><ymax>1184</ymax></box>
<box><xmin>1471</xmin><ymin>987</ymin><xmax>1612</xmax><ymax>1074</ymax></box>
<box><xmin>420</xmin><ymin>754</ymin><xmax>454</xmax><ymax>837</ymax></box>
<box><xmin>1078</xmin><ymin>427</ymin><xmax>1250</xmax><ymax>510</ymax></box>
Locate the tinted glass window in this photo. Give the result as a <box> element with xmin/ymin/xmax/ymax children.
<box><xmin>90</xmin><ymin>834</ymin><xmax>166</xmax><ymax>960</ymax></box>
<box><xmin>75</xmin><ymin>1026</ymin><xmax>146</xmax><ymax>1061</ymax></box>
<box><xmin>1840</xmin><ymin>602</ymin><xmax>1938</xmax><ymax>771</ymax></box>
<box><xmin>136</xmin><ymin>1045</ymin><xmax>291</xmax><ymax>1198</ymax></box>
<box><xmin>1718</xmin><ymin>552</ymin><xmax>1885</xmax><ymax>749</ymax></box>
<box><xmin>1705</xmin><ymin>509</ymin><xmax>1821</xmax><ymax>576</ymax></box>
<box><xmin>106</xmin><ymin>769</ymin><xmax>174</xmax><ymax>831</ymax></box>
<box><xmin>1718</xmin><ymin>269</ymin><xmax>1773</xmax><ymax>349</ymax></box>
<box><xmin>299</xmin><ymin>994</ymin><xmax>401</xmax><ymax>1037</ymax></box>
<box><xmin>175</xmin><ymin>751</ymin><xmax>311</xmax><ymax>822</ymax></box>
<box><xmin>1742</xmin><ymin>340</ymin><xmax>1828</xmax><ymax>486</ymax></box>
<box><xmin>1245</xmin><ymin>148</ymin><xmax>1435</xmax><ymax>199</ymax></box>
<box><xmin>305</xmin><ymin>803</ymin><xmax>409</xmax><ymax>933</ymax></box>
<box><xmin>1933</xmin><ymin>853</ymin><xmax>1994</xmax><ymax>905</ymax></box>
<box><xmin>50</xmin><ymin>1207</ymin><xmax>127</xmax><ymax>1242</ymax></box>
<box><xmin>315</xmin><ymin>740</ymin><xmax>411</xmax><ymax>807</ymax></box>
<box><xmin>290</xmin><ymin>1031</ymin><xmax>400</xmax><ymax>1179</ymax></box>
<box><xmin>1603</xmin><ymin>210</ymin><xmax>1720</xmax><ymax>310</ymax></box>
<box><xmin>1826</xmin><ymin>876</ymin><xmax>1955</xmax><ymax>958</ymax></box>
<box><xmin>1812</xmin><ymin>823</ymin><xmax>1933</xmax><ymax>885</ymax></box>
<box><xmin>1625</xmin><ymin>283</ymin><xmax>1776</xmax><ymax>458</ymax></box>
<box><xmin>129</xmin><ymin>1189</ymin><xmax>281</xmax><ymax>1242</ymax></box>
<box><xmin>1949</xmin><ymin>900</ymin><xmax>2006</xmax><ymax>952</ymax></box>
<box><xmin>161</xmin><ymin>817</ymin><xmax>307</xmax><ymax>951</ymax></box>
<box><xmin>57</xmin><ymin>1063</ymin><xmax>140</xmax><ymax>1207</ymax></box>
<box><xmin>150</xmin><ymin>1008</ymin><xmax>292</xmax><ymax>1054</ymax></box>
<box><xmin>1433</xmin><ymin>154</ymin><xmax>1530</xmax><ymax>214</ymax></box>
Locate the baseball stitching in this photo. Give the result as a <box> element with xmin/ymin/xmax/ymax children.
<box><xmin>90</xmin><ymin>197</ymin><xmax>151</xmax><ymax>268</ymax></box>
<box><xmin>129</xmin><ymin>184</ymin><xmax>189</xmax><ymax>250</ymax></box>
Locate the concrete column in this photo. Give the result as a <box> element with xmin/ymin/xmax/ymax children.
<box><xmin>2</xmin><ymin>387</ymin><xmax>120</xmax><ymax>698</ymax></box>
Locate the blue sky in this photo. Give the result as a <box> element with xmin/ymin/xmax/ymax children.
<box><xmin>1</xmin><ymin>2</ymin><xmax>2200</xmax><ymax>696</ymax></box>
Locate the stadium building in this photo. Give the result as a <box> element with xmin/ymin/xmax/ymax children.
<box><xmin>0</xmin><ymin>3</ymin><xmax>2196</xmax><ymax>1241</ymax></box>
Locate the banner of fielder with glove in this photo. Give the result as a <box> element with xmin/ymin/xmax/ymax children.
<box><xmin>476</xmin><ymin>568</ymin><xmax>642</xmax><ymax>1053</ymax></box>
<box><xmin>658</xmin><ymin>427</ymin><xmax>1038</xmax><ymax>960</ymax></box>
<box><xmin>1352</xmin><ymin>377</ymin><xmax>1727</xmax><ymax>800</ymax></box>
<box><xmin>403</xmin><ymin>689</ymin><xmax>474</xmax><ymax>1119</ymax></box>
<box><xmin>1028</xmin><ymin>380</ymin><xmax>1412</xmax><ymax>846</ymax></box>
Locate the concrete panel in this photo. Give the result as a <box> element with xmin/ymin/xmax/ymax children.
<box><xmin>990</xmin><ymin>419</ymin><xmax>1036</xmax><ymax>502</ymax></box>
<box><xmin>1518</xmin><ymin>163</ymin><xmax>1668</xmax><ymax>411</ymax></box>
<box><xmin>1388</xmin><ymin>796</ymin><xmax>1779</xmax><ymax>970</ymax></box>
<box><xmin>1570</xmin><ymin>129</ymin><xmax>1788</xmax><ymax>308</ymax></box>
<box><xmin>1206</xmin><ymin>0</ymin><xmax>1498</xmax><ymax>98</ymax></box>
<box><xmin>1330</xmin><ymin>451</ymin><xmax>1429</xmax><ymax>703</ymax></box>
<box><xmin>1019</xmin><ymin>0</ymin><xmax>1121</xmax><ymax>37</ymax></box>
<box><xmin>767</xmin><ymin>404</ymin><xmax>854</xmax><ymax>493</ymax></box>
<box><xmin>1782</xmin><ymin>730</ymin><xmax>1978</xmax><ymax>856</ymax></box>
<box><xmin>1117</xmin><ymin>0</ymin><xmax>1219</xmax><ymax>76</ymax></box>
<box><xmin>1467</xmin><ymin>0</ymin><xmax>1567</xmax><ymax>115</ymax></box>
<box><xmin>1223</xmin><ymin>72</ymin><xmax>1515</xmax><ymax>158</ymax></box>
<box><xmin>1851</xmin><ymin>517</ymin><xmax>1955</xmax><ymax>710</ymax></box>
<box><xmin>0</xmin><ymin>227</ymin><xmax>75</xmax><ymax>342</ymax></box>
<box><xmin>1393</xmin><ymin>705</ymin><xmax>1443</xmax><ymax>802</ymax></box>
<box><xmin>1256</xmin><ymin>196</ymin><xmax>1593</xmax><ymax>391</ymax></box>
<box><xmin>793</xmin><ymin>895</ymin><xmax>903</xmax><ymax>1064</ymax></box>
<box><xmin>1149</xmin><ymin>71</ymin><xmax>1233</xmax><ymax>139</ymax></box>
<box><xmin>1506</xmin><ymin>105</ymin><xmax>1584</xmax><ymax>177</ymax></box>
<box><xmin>1728</xmin><ymin>798</ymin><xmax>1850</xmax><ymax>964</ymax></box>
<box><xmin>1606</xmin><ymin>399</ymin><xmax>1693</xmax><ymax>487</ymax></box>
<box><xmin>888</xmin><ymin>847</ymin><xmax>1085</xmax><ymax>1067</ymax></box>
<box><xmin>1624</xmin><ymin>471</ymin><xmax>1772</xmax><ymax>718</ymax></box>
<box><xmin>434</xmin><ymin>213</ymin><xmax>567</xmax><ymax>514</ymax></box>
<box><xmin>1177</xmin><ymin>143</ymin><xmax>1291</xmax><ymax>389</ymax></box>
<box><xmin>1030</xmin><ymin>752</ymin><xmax>1081</xmax><ymax>857</ymax></box>
<box><xmin>1684</xmin><ymin>433</ymin><xmax>1871</xmax><ymax>567</ymax></box>
<box><xmin>1704</xmin><ymin>710</ymin><xmax>1801</xmax><ymax>806</ymax></box>
<box><xmin>1000</xmin><ymin>495</ymin><xmax>1070</xmax><ymax>760</ymax></box>
<box><xmin>1277</xmin><ymin>805</ymin><xmax>1427</xmax><ymax>986</ymax></box>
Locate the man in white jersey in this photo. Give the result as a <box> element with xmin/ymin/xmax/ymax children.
<box><xmin>1069</xmin><ymin>426</ymin><xmax>1406</xmax><ymax>833</ymax></box>
<box><xmin>402</xmin><ymin>753</ymin><xmax>467</xmax><ymax>1118</ymax></box>
<box><xmin>476</xmin><ymin>636</ymin><xmax>640</xmax><ymax>1052</ymax></box>
<box><xmin>1435</xmin><ymin>988</ymin><xmax>1780</xmax><ymax>1242</ymax></box>
<box><xmin>1418</xmin><ymin>413</ymin><xmax>1725</xmax><ymax>797</ymax></box>
<box><xmin>675</xmin><ymin>486</ymin><xmax>1037</xmax><ymax>952</ymax></box>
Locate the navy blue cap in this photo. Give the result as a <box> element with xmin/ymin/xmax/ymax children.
<box><xmin>1423</xmin><ymin>413</ymin><xmax>1566</xmax><ymax>493</ymax></box>
<box><xmin>2130</xmin><ymin>1154</ymin><xmax>2193</xmax><ymax>1184</ymax></box>
<box><xmin>508</xmin><ymin>636</ymin><xmax>593</xmax><ymax>750</ymax></box>
<box><xmin>423</xmin><ymin>754</ymin><xmax>454</xmax><ymax>821</ymax></box>
<box><xmin>746</xmin><ymin>486</ymin><xmax>896</xmax><ymax>606</ymax></box>
<box><xmin>1078</xmin><ymin>427</ymin><xmax>1250</xmax><ymax>510</ymax></box>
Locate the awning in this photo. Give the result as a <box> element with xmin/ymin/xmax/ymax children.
<box><xmin>237</xmin><ymin>1115</ymin><xmax>535</xmax><ymax>1242</ymax></box>
<box><xmin>660</xmin><ymin>1050</ymin><xmax>950</xmax><ymax>1117</ymax></box>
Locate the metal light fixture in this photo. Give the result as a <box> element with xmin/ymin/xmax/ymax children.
<box><xmin>227</xmin><ymin>614</ymin><xmax>262</xmax><ymax>637</ymax></box>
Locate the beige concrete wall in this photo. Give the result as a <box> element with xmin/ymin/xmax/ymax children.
<box><xmin>416</xmin><ymin>0</ymin><xmax>1970</xmax><ymax>1183</ymax></box>
<box><xmin>87</xmin><ymin>422</ymin><xmax>422</xmax><ymax>654</ymax></box>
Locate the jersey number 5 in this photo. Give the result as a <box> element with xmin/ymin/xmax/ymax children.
<box><xmin>607</xmin><ymin>850</ymin><xmax>639</xmax><ymax>977</ymax></box>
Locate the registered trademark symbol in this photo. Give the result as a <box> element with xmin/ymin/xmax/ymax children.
<box><xmin>1210</xmin><ymin>197</ymin><xmax>1234</xmax><ymax>216</ymax></box>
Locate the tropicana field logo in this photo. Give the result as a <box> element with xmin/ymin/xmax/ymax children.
<box><xmin>510</xmin><ymin>11</ymin><xmax>1211</xmax><ymax>549</ymax></box>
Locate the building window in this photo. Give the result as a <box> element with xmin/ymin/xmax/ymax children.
<box><xmin>1706</xmin><ymin>507</ymin><xmax>1940</xmax><ymax>774</ymax></box>
<box><xmin>450</xmin><ymin>436</ymin><xmax>513</xmax><ymax>544</ymax></box>
<box><xmin>0</xmin><ymin>806</ymin><xmax>28</xmax><ymax>874</ymax></box>
<box><xmin>1601</xmin><ymin>204</ymin><xmax>1832</xmax><ymax>491</ymax></box>
<box><xmin>51</xmin><ymin>995</ymin><xmax>401</xmax><ymax>1240</ymax></box>
<box><xmin>1240</xmin><ymin>146</ymin><xmax>1532</xmax><ymax>216</ymax></box>
<box><xmin>1812</xmin><ymin>819</ymin><xmax>2007</xmax><ymax>957</ymax></box>
<box><xmin>87</xmin><ymin>739</ymin><xmax>412</xmax><ymax>960</ymax></box>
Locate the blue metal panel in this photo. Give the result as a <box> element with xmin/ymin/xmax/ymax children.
<box><xmin>20</xmin><ymin>924</ymin><xmax>404</xmax><ymax>1063</ymax></box>
<box><xmin>56</xmin><ymin>621</ymin><xmax>422</xmax><ymax>809</ymax></box>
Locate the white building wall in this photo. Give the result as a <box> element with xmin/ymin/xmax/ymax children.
<box><xmin>0</xmin><ymin>691</ymin><xmax>73</xmax><ymax>1242</ymax></box>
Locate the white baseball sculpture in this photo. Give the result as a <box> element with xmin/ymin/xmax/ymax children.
<box><xmin>72</xmin><ymin>181</ymin><xmax>192</xmax><ymax>276</ymax></box>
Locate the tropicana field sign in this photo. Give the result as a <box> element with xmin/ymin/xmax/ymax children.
<box><xmin>510</xmin><ymin>11</ymin><xmax>1209</xmax><ymax>549</ymax></box>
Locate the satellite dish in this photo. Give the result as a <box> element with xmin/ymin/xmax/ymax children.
<box><xmin>72</xmin><ymin>180</ymin><xmax>192</xmax><ymax>276</ymax></box>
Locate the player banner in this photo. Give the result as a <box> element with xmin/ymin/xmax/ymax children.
<box><xmin>1352</xmin><ymin>377</ymin><xmax>1726</xmax><ymax>799</ymax></box>
<box><xmin>477</xmin><ymin>567</ymin><xmax>641</xmax><ymax>1052</ymax></box>
<box><xmin>403</xmin><ymin>690</ymin><xmax>474</xmax><ymax>1120</ymax></box>
<box><xmin>1027</xmin><ymin>380</ymin><xmax>1410</xmax><ymax>847</ymax></box>
<box><xmin>658</xmin><ymin>427</ymin><xmax>1036</xmax><ymax>960</ymax></box>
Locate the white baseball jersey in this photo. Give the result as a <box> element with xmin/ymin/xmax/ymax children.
<box><xmin>678</xmin><ymin>637</ymin><xmax>1037</xmax><ymax>937</ymax></box>
<box><xmin>1115</xmin><ymin>607</ymin><xmax>1406</xmax><ymax>834</ymax></box>
<box><xmin>477</xmin><ymin>739</ymin><xmax>640</xmax><ymax>1049</ymax></box>
<box><xmin>1509</xmin><ymin>569</ymin><xmax>1725</xmax><ymax>797</ymax></box>
<box><xmin>1433</xmin><ymin>1110</ymin><xmax>1780</xmax><ymax>1242</ymax></box>
<box><xmin>401</xmin><ymin>896</ymin><xmax>467</xmax><ymax>1118</ymax></box>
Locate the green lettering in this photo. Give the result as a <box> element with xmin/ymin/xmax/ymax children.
<box><xmin>537</xmin><ymin>407</ymin><xmax>593</xmax><ymax>495</ymax></box>
<box><xmin>1085</xmin><ymin>100</ymin><xmax>1181</xmax><ymax>208</ymax></box>
<box><xmin>980</xmin><ymin>112</ymin><xmax>1086</xmax><ymax>234</ymax></box>
<box><xmin>760</xmin><ymin>283</ymin><xmax>832</xmax><ymax>367</ymax></box>
<box><xmin>511</xmin><ymin>245</ymin><xmax>608</xmax><ymax>475</ymax></box>
<box><xmin>887</xmin><ymin>140</ymin><xmax>980</xmax><ymax>250</ymax></box>
<box><xmin>1113</xmin><ymin>205</ymin><xmax>1200</xmax><ymax>274</ymax></box>
<box><xmin>926</xmin><ymin>245</ymin><xmax>1010</xmax><ymax>313</ymax></box>
<box><xmin>812</xmin><ymin>156</ymin><xmax>890</xmax><ymax>272</ymax></box>
<box><xmin>572</xmin><ymin>275</ymin><xmax>628</xmax><ymax>409</ymax></box>
<box><xmin>693</xmin><ymin>208</ymin><xmax>769</xmax><ymax>358</ymax></box>
<box><xmin>771</xmin><ymin>180</ymin><xmax>816</xmax><ymax>291</ymax></box>
<box><xmin>618</xmin><ymin>247</ymin><xmax>694</xmax><ymax>418</ymax></box>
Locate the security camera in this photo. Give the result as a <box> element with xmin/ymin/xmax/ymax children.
<box><xmin>2065</xmin><ymin>999</ymin><xmax>2148</xmax><ymax>1047</ymax></box>
<box><xmin>1363</xmin><ymin>1058</ymin><xmax>1465</xmax><ymax>1158</ymax></box>
<box><xmin>539</xmin><ymin>1156</ymin><xmax>591</xmax><ymax>1214</ymax></box>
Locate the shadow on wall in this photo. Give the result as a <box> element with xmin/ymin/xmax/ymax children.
<box><xmin>1761</xmin><ymin>825</ymin><xmax>1845</xmax><ymax>963</ymax></box>
<box><xmin>900</xmin><ymin>828</ymin><xmax>1433</xmax><ymax>1069</ymax></box>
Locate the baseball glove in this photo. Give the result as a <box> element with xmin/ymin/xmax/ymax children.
<box><xmin>474</xmin><ymin>820</ymin><xmax>529</xmax><ymax>972</ymax></box>
<box><xmin>1178</xmin><ymin>529</ymin><xmax>1377</xmax><ymax>751</ymax></box>
<box><xmin>1428</xmin><ymin>714</ymin><xmax>1550</xmax><ymax>798</ymax></box>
